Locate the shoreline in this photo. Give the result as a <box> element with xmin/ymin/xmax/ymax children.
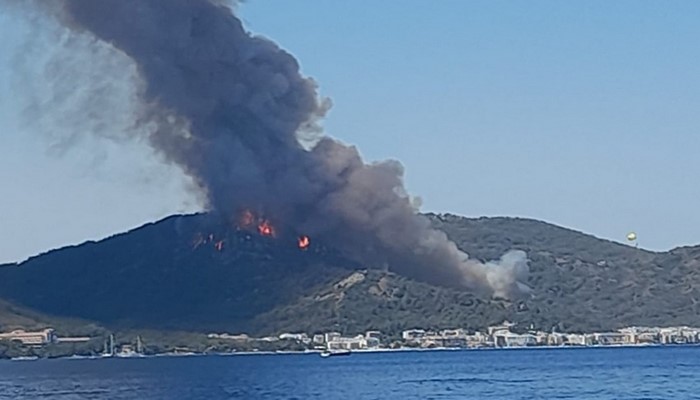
<box><xmin>4</xmin><ymin>343</ymin><xmax>699</xmax><ymax>362</ymax></box>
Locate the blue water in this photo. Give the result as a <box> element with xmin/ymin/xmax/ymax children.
<box><xmin>1</xmin><ymin>347</ymin><xmax>699</xmax><ymax>399</ymax></box>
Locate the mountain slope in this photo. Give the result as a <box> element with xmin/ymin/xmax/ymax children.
<box><xmin>0</xmin><ymin>213</ymin><xmax>698</xmax><ymax>335</ymax></box>
<box><xmin>0</xmin><ymin>214</ymin><xmax>357</xmax><ymax>332</ymax></box>
<box><xmin>249</xmin><ymin>270</ymin><xmax>513</xmax><ymax>336</ymax></box>
<box><xmin>429</xmin><ymin>214</ymin><xmax>700</xmax><ymax>332</ymax></box>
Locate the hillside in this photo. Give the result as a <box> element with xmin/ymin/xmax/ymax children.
<box><xmin>0</xmin><ymin>298</ymin><xmax>104</xmax><ymax>337</ymax></box>
<box><xmin>0</xmin><ymin>213</ymin><xmax>699</xmax><ymax>335</ymax></box>
<box><xmin>429</xmin><ymin>214</ymin><xmax>700</xmax><ymax>332</ymax></box>
<box><xmin>0</xmin><ymin>214</ymin><xmax>357</xmax><ymax>333</ymax></box>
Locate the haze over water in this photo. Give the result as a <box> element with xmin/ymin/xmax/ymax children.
<box><xmin>1</xmin><ymin>347</ymin><xmax>698</xmax><ymax>399</ymax></box>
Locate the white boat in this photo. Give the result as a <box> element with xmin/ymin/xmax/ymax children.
<box><xmin>320</xmin><ymin>350</ymin><xmax>351</xmax><ymax>358</ymax></box>
<box><xmin>10</xmin><ymin>356</ymin><xmax>38</xmax><ymax>361</ymax></box>
<box><xmin>116</xmin><ymin>346</ymin><xmax>138</xmax><ymax>358</ymax></box>
<box><xmin>65</xmin><ymin>355</ymin><xmax>94</xmax><ymax>360</ymax></box>
<box><xmin>116</xmin><ymin>336</ymin><xmax>145</xmax><ymax>358</ymax></box>
<box><xmin>101</xmin><ymin>334</ymin><xmax>115</xmax><ymax>358</ymax></box>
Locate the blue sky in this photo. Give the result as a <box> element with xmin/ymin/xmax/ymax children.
<box><xmin>1</xmin><ymin>1</ymin><xmax>699</xmax><ymax>262</ymax></box>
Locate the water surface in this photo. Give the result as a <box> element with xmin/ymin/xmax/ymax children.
<box><xmin>1</xmin><ymin>346</ymin><xmax>698</xmax><ymax>399</ymax></box>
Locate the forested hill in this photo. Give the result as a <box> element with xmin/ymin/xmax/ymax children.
<box><xmin>0</xmin><ymin>213</ymin><xmax>698</xmax><ymax>335</ymax></box>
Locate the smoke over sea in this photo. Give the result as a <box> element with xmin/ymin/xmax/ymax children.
<box><xmin>6</xmin><ymin>0</ymin><xmax>529</xmax><ymax>298</ymax></box>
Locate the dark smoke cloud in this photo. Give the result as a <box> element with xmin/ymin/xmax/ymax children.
<box><xmin>20</xmin><ymin>0</ymin><xmax>528</xmax><ymax>298</ymax></box>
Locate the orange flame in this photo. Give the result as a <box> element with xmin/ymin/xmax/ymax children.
<box><xmin>298</xmin><ymin>235</ymin><xmax>310</xmax><ymax>250</ymax></box>
<box><xmin>258</xmin><ymin>220</ymin><xmax>275</xmax><ymax>237</ymax></box>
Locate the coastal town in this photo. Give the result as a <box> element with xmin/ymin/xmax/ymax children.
<box><xmin>212</xmin><ymin>322</ymin><xmax>700</xmax><ymax>351</ymax></box>
<box><xmin>2</xmin><ymin>321</ymin><xmax>700</xmax><ymax>359</ymax></box>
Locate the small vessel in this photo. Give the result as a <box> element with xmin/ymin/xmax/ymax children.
<box><xmin>65</xmin><ymin>355</ymin><xmax>95</xmax><ymax>360</ymax></box>
<box><xmin>101</xmin><ymin>334</ymin><xmax>115</xmax><ymax>358</ymax></box>
<box><xmin>116</xmin><ymin>337</ymin><xmax>145</xmax><ymax>358</ymax></box>
<box><xmin>116</xmin><ymin>345</ymin><xmax>137</xmax><ymax>358</ymax></box>
<box><xmin>320</xmin><ymin>350</ymin><xmax>351</xmax><ymax>358</ymax></box>
<box><xmin>10</xmin><ymin>356</ymin><xmax>39</xmax><ymax>361</ymax></box>
<box><xmin>114</xmin><ymin>336</ymin><xmax>144</xmax><ymax>358</ymax></box>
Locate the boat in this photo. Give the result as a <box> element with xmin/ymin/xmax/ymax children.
<box><xmin>10</xmin><ymin>356</ymin><xmax>39</xmax><ymax>361</ymax></box>
<box><xmin>116</xmin><ymin>336</ymin><xmax>145</xmax><ymax>358</ymax></box>
<box><xmin>320</xmin><ymin>350</ymin><xmax>351</xmax><ymax>358</ymax></box>
<box><xmin>116</xmin><ymin>345</ymin><xmax>137</xmax><ymax>358</ymax></box>
<box><xmin>101</xmin><ymin>334</ymin><xmax>115</xmax><ymax>358</ymax></box>
<box><xmin>65</xmin><ymin>355</ymin><xmax>94</xmax><ymax>360</ymax></box>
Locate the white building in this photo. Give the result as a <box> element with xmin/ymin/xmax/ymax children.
<box><xmin>658</xmin><ymin>327</ymin><xmax>700</xmax><ymax>344</ymax></box>
<box><xmin>498</xmin><ymin>332</ymin><xmax>537</xmax><ymax>347</ymax></box>
<box><xmin>324</xmin><ymin>332</ymin><xmax>342</xmax><ymax>343</ymax></box>
<box><xmin>465</xmin><ymin>332</ymin><xmax>489</xmax><ymax>347</ymax></box>
<box><xmin>279</xmin><ymin>333</ymin><xmax>308</xmax><ymax>341</ymax></box>
<box><xmin>547</xmin><ymin>333</ymin><xmax>566</xmax><ymax>346</ymax></box>
<box><xmin>402</xmin><ymin>329</ymin><xmax>426</xmax><ymax>341</ymax></box>
<box><xmin>327</xmin><ymin>335</ymin><xmax>367</xmax><ymax>350</ymax></box>
<box><xmin>564</xmin><ymin>334</ymin><xmax>588</xmax><ymax>346</ymax></box>
<box><xmin>0</xmin><ymin>329</ymin><xmax>55</xmax><ymax>345</ymax></box>
<box><xmin>487</xmin><ymin>321</ymin><xmax>516</xmax><ymax>336</ymax></box>
<box><xmin>680</xmin><ymin>328</ymin><xmax>700</xmax><ymax>343</ymax></box>
<box><xmin>365</xmin><ymin>331</ymin><xmax>382</xmax><ymax>347</ymax></box>
<box><xmin>365</xmin><ymin>331</ymin><xmax>382</xmax><ymax>340</ymax></box>
<box><xmin>312</xmin><ymin>334</ymin><xmax>325</xmax><ymax>345</ymax></box>
<box><xmin>440</xmin><ymin>329</ymin><xmax>466</xmax><ymax>337</ymax></box>
<box><xmin>635</xmin><ymin>332</ymin><xmax>658</xmax><ymax>344</ymax></box>
<box><xmin>593</xmin><ymin>332</ymin><xmax>630</xmax><ymax>345</ymax></box>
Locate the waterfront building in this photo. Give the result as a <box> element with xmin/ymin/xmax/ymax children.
<box><xmin>498</xmin><ymin>332</ymin><xmax>538</xmax><ymax>347</ymax></box>
<box><xmin>312</xmin><ymin>334</ymin><xmax>325</xmax><ymax>345</ymax></box>
<box><xmin>683</xmin><ymin>328</ymin><xmax>700</xmax><ymax>343</ymax></box>
<box><xmin>465</xmin><ymin>332</ymin><xmax>489</xmax><ymax>347</ymax></box>
<box><xmin>593</xmin><ymin>332</ymin><xmax>630</xmax><ymax>345</ymax></box>
<box><xmin>324</xmin><ymin>332</ymin><xmax>341</xmax><ymax>343</ymax></box>
<box><xmin>635</xmin><ymin>332</ymin><xmax>658</xmax><ymax>344</ymax></box>
<box><xmin>0</xmin><ymin>329</ymin><xmax>55</xmax><ymax>345</ymax></box>
<box><xmin>365</xmin><ymin>331</ymin><xmax>382</xmax><ymax>340</ymax></box>
<box><xmin>564</xmin><ymin>334</ymin><xmax>588</xmax><ymax>346</ymax></box>
<box><xmin>546</xmin><ymin>332</ymin><xmax>565</xmax><ymax>346</ymax></box>
<box><xmin>487</xmin><ymin>321</ymin><xmax>516</xmax><ymax>336</ymax></box>
<box><xmin>533</xmin><ymin>331</ymin><xmax>550</xmax><ymax>346</ymax></box>
<box><xmin>416</xmin><ymin>334</ymin><xmax>445</xmax><ymax>348</ymax></box>
<box><xmin>279</xmin><ymin>333</ymin><xmax>308</xmax><ymax>341</ymax></box>
<box><xmin>401</xmin><ymin>329</ymin><xmax>426</xmax><ymax>342</ymax></box>
<box><xmin>365</xmin><ymin>331</ymin><xmax>382</xmax><ymax>347</ymax></box>
<box><xmin>440</xmin><ymin>329</ymin><xmax>466</xmax><ymax>337</ymax></box>
<box><xmin>327</xmin><ymin>335</ymin><xmax>367</xmax><ymax>350</ymax></box>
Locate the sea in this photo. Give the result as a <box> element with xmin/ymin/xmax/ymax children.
<box><xmin>1</xmin><ymin>346</ymin><xmax>699</xmax><ymax>399</ymax></box>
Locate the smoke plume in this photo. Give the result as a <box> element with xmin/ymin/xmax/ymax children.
<box><xmin>15</xmin><ymin>0</ymin><xmax>528</xmax><ymax>298</ymax></box>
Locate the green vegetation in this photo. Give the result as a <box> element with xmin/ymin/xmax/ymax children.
<box><xmin>0</xmin><ymin>299</ymin><xmax>105</xmax><ymax>337</ymax></box>
<box><xmin>0</xmin><ymin>212</ymin><xmax>699</xmax><ymax>344</ymax></box>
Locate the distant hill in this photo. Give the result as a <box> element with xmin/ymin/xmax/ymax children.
<box><xmin>0</xmin><ymin>213</ymin><xmax>699</xmax><ymax>335</ymax></box>
<box><xmin>429</xmin><ymin>214</ymin><xmax>700</xmax><ymax>332</ymax></box>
